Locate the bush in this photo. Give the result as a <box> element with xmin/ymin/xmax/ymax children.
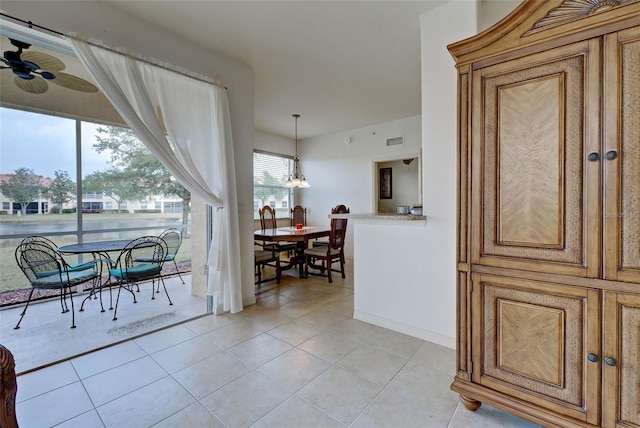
<box><xmin>0</xmin><ymin>211</ymin><xmax>7</xmax><ymax>215</ymax></box>
<box><xmin>134</xmin><ymin>209</ymin><xmax>161</xmax><ymax>214</ymax></box>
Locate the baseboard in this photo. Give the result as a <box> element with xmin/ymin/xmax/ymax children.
<box><xmin>353</xmin><ymin>310</ymin><xmax>455</xmax><ymax>349</ymax></box>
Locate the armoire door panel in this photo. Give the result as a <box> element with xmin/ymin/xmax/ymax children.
<box><xmin>604</xmin><ymin>27</ymin><xmax>640</xmax><ymax>284</ymax></box>
<box><xmin>472</xmin><ymin>274</ymin><xmax>600</xmax><ymax>423</ymax></box>
<box><xmin>603</xmin><ymin>292</ymin><xmax>640</xmax><ymax>427</ymax></box>
<box><xmin>472</xmin><ymin>41</ymin><xmax>601</xmax><ymax>278</ymax></box>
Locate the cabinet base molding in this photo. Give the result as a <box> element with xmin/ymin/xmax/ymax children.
<box><xmin>451</xmin><ymin>379</ymin><xmax>594</xmax><ymax>428</ymax></box>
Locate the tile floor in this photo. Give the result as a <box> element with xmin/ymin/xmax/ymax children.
<box><xmin>14</xmin><ymin>265</ymin><xmax>541</xmax><ymax>427</ymax></box>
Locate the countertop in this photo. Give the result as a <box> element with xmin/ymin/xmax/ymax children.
<box><xmin>329</xmin><ymin>212</ymin><xmax>426</xmax><ymax>221</ymax></box>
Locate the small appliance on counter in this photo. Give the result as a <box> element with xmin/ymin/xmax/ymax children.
<box><xmin>410</xmin><ymin>204</ymin><xmax>423</xmax><ymax>216</ymax></box>
<box><xmin>396</xmin><ymin>205</ymin><xmax>410</xmax><ymax>215</ymax></box>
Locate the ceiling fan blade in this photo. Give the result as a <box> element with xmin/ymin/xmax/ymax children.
<box><xmin>50</xmin><ymin>72</ymin><xmax>98</xmax><ymax>93</ymax></box>
<box><xmin>14</xmin><ymin>76</ymin><xmax>48</xmax><ymax>94</ymax></box>
<box><xmin>21</xmin><ymin>51</ymin><xmax>66</xmax><ymax>72</ymax></box>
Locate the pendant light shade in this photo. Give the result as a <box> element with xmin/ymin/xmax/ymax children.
<box><xmin>284</xmin><ymin>114</ymin><xmax>310</xmax><ymax>188</ymax></box>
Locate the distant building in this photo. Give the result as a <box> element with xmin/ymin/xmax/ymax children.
<box><xmin>0</xmin><ymin>173</ymin><xmax>184</xmax><ymax>215</ymax></box>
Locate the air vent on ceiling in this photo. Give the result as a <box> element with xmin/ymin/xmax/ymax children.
<box><xmin>386</xmin><ymin>136</ymin><xmax>404</xmax><ymax>147</ymax></box>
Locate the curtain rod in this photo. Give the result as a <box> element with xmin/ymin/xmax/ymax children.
<box><xmin>0</xmin><ymin>12</ymin><xmax>226</xmax><ymax>89</ymax></box>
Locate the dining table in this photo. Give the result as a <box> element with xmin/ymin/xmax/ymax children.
<box><xmin>254</xmin><ymin>226</ymin><xmax>330</xmax><ymax>278</ymax></box>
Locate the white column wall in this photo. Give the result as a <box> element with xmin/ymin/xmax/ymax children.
<box><xmin>1</xmin><ymin>1</ymin><xmax>257</xmax><ymax>307</ymax></box>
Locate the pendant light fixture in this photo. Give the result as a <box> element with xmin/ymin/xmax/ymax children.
<box><xmin>285</xmin><ymin>113</ymin><xmax>310</xmax><ymax>188</ymax></box>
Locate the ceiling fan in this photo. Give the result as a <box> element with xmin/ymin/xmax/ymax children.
<box><xmin>1</xmin><ymin>38</ymin><xmax>98</xmax><ymax>95</ymax></box>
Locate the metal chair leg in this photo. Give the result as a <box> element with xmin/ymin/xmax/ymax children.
<box><xmin>14</xmin><ymin>289</ymin><xmax>35</xmax><ymax>329</ymax></box>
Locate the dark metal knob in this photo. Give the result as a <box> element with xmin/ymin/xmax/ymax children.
<box><xmin>587</xmin><ymin>152</ymin><xmax>600</xmax><ymax>161</ymax></box>
<box><xmin>605</xmin><ymin>357</ymin><xmax>617</xmax><ymax>367</ymax></box>
<box><xmin>605</xmin><ymin>150</ymin><xmax>618</xmax><ymax>160</ymax></box>
<box><xmin>587</xmin><ymin>353</ymin><xmax>599</xmax><ymax>363</ymax></box>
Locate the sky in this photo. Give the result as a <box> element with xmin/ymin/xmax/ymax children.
<box><xmin>0</xmin><ymin>107</ymin><xmax>112</xmax><ymax>180</ymax></box>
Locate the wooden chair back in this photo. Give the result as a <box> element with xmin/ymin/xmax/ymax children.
<box><xmin>290</xmin><ymin>205</ymin><xmax>307</xmax><ymax>227</ymax></box>
<box><xmin>259</xmin><ymin>206</ymin><xmax>277</xmax><ymax>229</ymax></box>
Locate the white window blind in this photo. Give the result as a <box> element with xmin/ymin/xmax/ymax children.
<box><xmin>253</xmin><ymin>151</ymin><xmax>293</xmax><ymax>220</ymax></box>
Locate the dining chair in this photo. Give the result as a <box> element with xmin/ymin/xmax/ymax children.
<box><xmin>304</xmin><ymin>214</ymin><xmax>349</xmax><ymax>283</ymax></box>
<box><xmin>258</xmin><ymin>205</ymin><xmax>297</xmax><ymax>254</ymax></box>
<box><xmin>255</xmin><ymin>247</ymin><xmax>281</xmax><ymax>285</ymax></box>
<box><xmin>14</xmin><ymin>241</ymin><xmax>101</xmax><ymax>329</ymax></box>
<box><xmin>313</xmin><ymin>204</ymin><xmax>349</xmax><ymax>248</ymax></box>
<box><xmin>109</xmin><ymin>236</ymin><xmax>171</xmax><ymax>321</ymax></box>
<box><xmin>290</xmin><ymin>205</ymin><xmax>307</xmax><ymax>227</ymax></box>
<box><xmin>159</xmin><ymin>228</ymin><xmax>185</xmax><ymax>284</ymax></box>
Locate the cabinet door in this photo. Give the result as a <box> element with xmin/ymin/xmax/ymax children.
<box><xmin>472</xmin><ymin>274</ymin><xmax>600</xmax><ymax>424</ymax></box>
<box><xmin>471</xmin><ymin>40</ymin><xmax>601</xmax><ymax>278</ymax></box>
<box><xmin>603</xmin><ymin>292</ymin><xmax>640</xmax><ymax>427</ymax></box>
<box><xmin>603</xmin><ymin>27</ymin><xmax>640</xmax><ymax>284</ymax></box>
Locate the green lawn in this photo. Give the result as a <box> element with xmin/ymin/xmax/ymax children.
<box><xmin>0</xmin><ymin>213</ymin><xmax>191</xmax><ymax>294</ymax></box>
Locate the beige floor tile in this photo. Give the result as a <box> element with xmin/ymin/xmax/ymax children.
<box><xmin>152</xmin><ymin>402</ymin><xmax>225</xmax><ymax>428</ymax></box>
<box><xmin>258</xmin><ymin>348</ymin><xmax>332</xmax><ymax>392</ymax></box>
<box><xmin>17</xmin><ymin>360</ymin><xmax>79</xmax><ymax>402</ymax></box>
<box><xmin>133</xmin><ymin>324</ymin><xmax>198</xmax><ymax>354</ymax></box>
<box><xmin>201</xmin><ymin>371</ymin><xmax>292</xmax><ymax>427</ymax></box>
<box><xmin>362</xmin><ymin>328</ymin><xmax>425</xmax><ymax>359</ymax></box>
<box><xmin>229</xmin><ymin>308</ymin><xmax>294</xmax><ymax>331</ymax></box>
<box><xmin>172</xmin><ymin>351</ymin><xmax>251</xmax><ymax>399</ymax></box>
<box><xmin>228</xmin><ymin>333</ymin><xmax>293</xmax><ymax>368</ymax></box>
<box><xmin>298</xmin><ymin>308</ymin><xmax>350</xmax><ymax>329</ymax></box>
<box><xmin>329</xmin><ymin>318</ymin><xmax>385</xmax><ymax>341</ymax></box>
<box><xmin>203</xmin><ymin>321</ymin><xmax>263</xmax><ymax>349</ymax></box>
<box><xmin>410</xmin><ymin>340</ymin><xmax>456</xmax><ymax>377</ymax></box>
<box><xmin>96</xmin><ymin>376</ymin><xmax>194</xmax><ymax>428</ymax></box>
<box><xmin>16</xmin><ymin>381</ymin><xmax>94</xmax><ymax>428</ymax></box>
<box><xmin>449</xmin><ymin>402</ymin><xmax>543</xmax><ymax>427</ymax></box>
<box><xmin>278</xmin><ymin>301</ymin><xmax>320</xmax><ymax>318</ymax></box>
<box><xmin>151</xmin><ymin>335</ymin><xmax>222</xmax><ymax>373</ymax></box>
<box><xmin>297</xmin><ymin>366</ymin><xmax>382</xmax><ymax>426</ymax></box>
<box><xmin>385</xmin><ymin>362</ymin><xmax>459</xmax><ymax>412</ymax></box>
<box><xmin>254</xmin><ymin>293</ymin><xmax>295</xmax><ymax>310</ymax></box>
<box><xmin>182</xmin><ymin>313</ymin><xmax>236</xmax><ymax>335</ymax></box>
<box><xmin>267</xmin><ymin>319</ymin><xmax>324</xmax><ymax>346</ymax></box>
<box><xmin>351</xmin><ymin>389</ymin><xmax>451</xmax><ymax>428</ymax></box>
<box><xmin>298</xmin><ymin>331</ymin><xmax>361</xmax><ymax>363</ymax></box>
<box><xmin>82</xmin><ymin>356</ymin><xmax>167</xmax><ymax>406</ymax></box>
<box><xmin>252</xmin><ymin>395</ymin><xmax>344</xmax><ymax>428</ymax></box>
<box><xmin>56</xmin><ymin>409</ymin><xmax>105</xmax><ymax>428</ymax></box>
<box><xmin>71</xmin><ymin>340</ymin><xmax>146</xmax><ymax>379</ymax></box>
<box><xmin>336</xmin><ymin>344</ymin><xmax>408</xmax><ymax>386</ymax></box>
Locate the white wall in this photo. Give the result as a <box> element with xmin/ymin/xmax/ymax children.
<box><xmin>298</xmin><ymin>115</ymin><xmax>422</xmax><ymax>258</ymax></box>
<box><xmin>254</xmin><ymin>130</ymin><xmax>295</xmax><ymax>156</ymax></box>
<box><xmin>1</xmin><ymin>1</ymin><xmax>257</xmax><ymax>308</ymax></box>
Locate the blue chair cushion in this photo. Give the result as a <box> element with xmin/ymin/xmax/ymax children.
<box><xmin>110</xmin><ymin>264</ymin><xmax>161</xmax><ymax>280</ymax></box>
<box><xmin>32</xmin><ymin>269</ymin><xmax>100</xmax><ymax>289</ymax></box>
<box><xmin>35</xmin><ymin>261</ymin><xmax>97</xmax><ymax>278</ymax></box>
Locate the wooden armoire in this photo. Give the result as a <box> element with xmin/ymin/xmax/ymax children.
<box><xmin>448</xmin><ymin>0</ymin><xmax>640</xmax><ymax>427</ymax></box>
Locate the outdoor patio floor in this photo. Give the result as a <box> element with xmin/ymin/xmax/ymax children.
<box><xmin>1</xmin><ymin>274</ymin><xmax>205</xmax><ymax>374</ymax></box>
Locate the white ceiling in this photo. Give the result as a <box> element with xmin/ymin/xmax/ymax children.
<box><xmin>106</xmin><ymin>1</ymin><xmax>447</xmax><ymax>139</ymax></box>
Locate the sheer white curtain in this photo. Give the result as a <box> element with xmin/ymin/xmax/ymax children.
<box><xmin>68</xmin><ymin>36</ymin><xmax>243</xmax><ymax>313</ymax></box>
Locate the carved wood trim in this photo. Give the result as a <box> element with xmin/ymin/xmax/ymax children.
<box><xmin>525</xmin><ymin>0</ymin><xmax>640</xmax><ymax>35</ymax></box>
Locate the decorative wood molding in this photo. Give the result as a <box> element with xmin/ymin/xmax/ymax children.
<box><xmin>526</xmin><ymin>0</ymin><xmax>639</xmax><ymax>34</ymax></box>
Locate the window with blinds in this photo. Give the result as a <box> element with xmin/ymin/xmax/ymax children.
<box><xmin>253</xmin><ymin>151</ymin><xmax>293</xmax><ymax>220</ymax></box>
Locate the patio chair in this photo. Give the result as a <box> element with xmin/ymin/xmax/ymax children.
<box><xmin>14</xmin><ymin>242</ymin><xmax>101</xmax><ymax>329</ymax></box>
<box><xmin>159</xmin><ymin>228</ymin><xmax>185</xmax><ymax>284</ymax></box>
<box><xmin>21</xmin><ymin>235</ymin><xmax>98</xmax><ymax>272</ymax></box>
<box><xmin>109</xmin><ymin>236</ymin><xmax>172</xmax><ymax>321</ymax></box>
